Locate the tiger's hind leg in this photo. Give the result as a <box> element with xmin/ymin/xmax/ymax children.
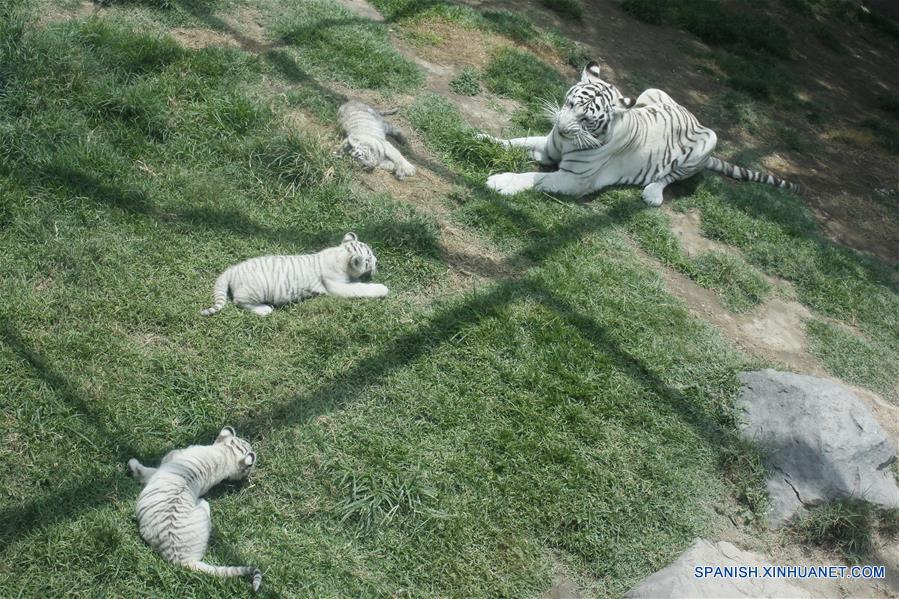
<box><xmin>178</xmin><ymin>501</ymin><xmax>213</xmax><ymax>563</ymax></box>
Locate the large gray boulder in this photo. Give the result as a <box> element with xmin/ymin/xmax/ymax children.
<box><xmin>624</xmin><ymin>538</ymin><xmax>811</xmax><ymax>598</ymax></box>
<box><xmin>737</xmin><ymin>370</ymin><xmax>899</xmax><ymax>527</ymax></box>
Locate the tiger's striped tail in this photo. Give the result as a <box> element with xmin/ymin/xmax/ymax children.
<box><xmin>200</xmin><ymin>271</ymin><xmax>230</xmax><ymax>316</ymax></box>
<box><xmin>188</xmin><ymin>561</ymin><xmax>262</xmax><ymax>592</ymax></box>
<box><xmin>705</xmin><ymin>156</ymin><xmax>800</xmax><ymax>193</ymax></box>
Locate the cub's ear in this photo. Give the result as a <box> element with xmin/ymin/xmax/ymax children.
<box><xmin>243</xmin><ymin>452</ymin><xmax>256</xmax><ymax>467</ymax></box>
<box><xmin>581</xmin><ymin>61</ymin><xmax>602</xmax><ymax>83</ymax></box>
<box><xmin>216</xmin><ymin>426</ymin><xmax>235</xmax><ymax>443</ymax></box>
<box><xmin>342</xmin><ymin>232</ymin><xmax>358</xmax><ymax>243</ymax></box>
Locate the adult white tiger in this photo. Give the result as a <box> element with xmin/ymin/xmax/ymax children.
<box><xmin>201</xmin><ymin>232</ymin><xmax>388</xmax><ymax>317</ymax></box>
<box><xmin>128</xmin><ymin>427</ymin><xmax>262</xmax><ymax>592</ymax></box>
<box><xmin>482</xmin><ymin>62</ymin><xmax>799</xmax><ymax>205</ymax></box>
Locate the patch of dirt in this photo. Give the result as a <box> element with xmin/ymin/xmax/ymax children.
<box><xmin>36</xmin><ymin>0</ymin><xmax>96</xmax><ymax>27</ymax></box>
<box><xmin>668</xmin><ymin>209</ymin><xmax>737</xmax><ymax>258</ymax></box>
<box><xmin>390</xmin><ymin>31</ymin><xmax>521</xmax><ymax>134</ymax></box>
<box><xmin>651</xmin><ymin>248</ymin><xmax>824</xmax><ymax>375</ymax></box>
<box><xmin>354</xmin><ymin>131</ymin><xmax>518</xmax><ymax>283</ymax></box>
<box><xmin>334</xmin><ymin>0</ymin><xmax>385</xmax><ymax>22</ymax></box>
<box><xmin>169</xmin><ymin>27</ymin><xmax>238</xmax><ymax>50</ymax></box>
<box><xmin>667</xmin><ymin>208</ymin><xmax>796</xmax><ymax>294</ymax></box>
<box><xmin>634</xmin><ymin>232</ymin><xmax>899</xmax><ymax>447</ymax></box>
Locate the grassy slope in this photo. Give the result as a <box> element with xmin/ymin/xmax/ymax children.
<box><xmin>0</xmin><ymin>0</ymin><xmax>895</xmax><ymax>597</ymax></box>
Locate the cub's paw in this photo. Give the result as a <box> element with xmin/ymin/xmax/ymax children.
<box><xmin>641</xmin><ymin>184</ymin><xmax>665</xmax><ymax>207</ymax></box>
<box><xmin>486</xmin><ymin>172</ymin><xmax>531</xmax><ymax>196</ymax></box>
<box><xmin>394</xmin><ymin>162</ymin><xmax>416</xmax><ymax>180</ymax></box>
<box><xmin>371</xmin><ymin>284</ymin><xmax>389</xmax><ymax>298</ymax></box>
<box><xmin>127</xmin><ymin>458</ymin><xmax>141</xmax><ymax>477</ymax></box>
<box><xmin>475</xmin><ymin>132</ymin><xmax>499</xmax><ymax>143</ymax></box>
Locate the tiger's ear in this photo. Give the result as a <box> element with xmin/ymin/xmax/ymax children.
<box><xmin>621</xmin><ymin>96</ymin><xmax>636</xmax><ymax>108</ymax></box>
<box><xmin>216</xmin><ymin>426</ymin><xmax>235</xmax><ymax>443</ymax></box>
<box><xmin>243</xmin><ymin>452</ymin><xmax>256</xmax><ymax>467</ymax></box>
<box><xmin>343</xmin><ymin>232</ymin><xmax>358</xmax><ymax>243</ymax></box>
<box><xmin>581</xmin><ymin>61</ymin><xmax>602</xmax><ymax>84</ymax></box>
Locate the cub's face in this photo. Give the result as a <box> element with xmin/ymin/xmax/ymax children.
<box><xmin>554</xmin><ymin>61</ymin><xmax>634</xmax><ymax>146</ymax></box>
<box><xmin>341</xmin><ymin>232</ymin><xmax>378</xmax><ymax>280</ymax></box>
<box><xmin>350</xmin><ymin>143</ymin><xmax>379</xmax><ymax>170</ymax></box>
<box><xmin>214</xmin><ymin>427</ymin><xmax>256</xmax><ymax>480</ymax></box>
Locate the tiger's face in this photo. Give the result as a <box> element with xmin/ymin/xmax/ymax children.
<box><xmin>214</xmin><ymin>426</ymin><xmax>256</xmax><ymax>480</ymax></box>
<box><xmin>341</xmin><ymin>232</ymin><xmax>378</xmax><ymax>280</ymax></box>
<box><xmin>349</xmin><ymin>141</ymin><xmax>379</xmax><ymax>170</ymax></box>
<box><xmin>554</xmin><ymin>61</ymin><xmax>634</xmax><ymax>147</ymax></box>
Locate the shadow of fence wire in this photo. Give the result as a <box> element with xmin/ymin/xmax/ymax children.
<box><xmin>0</xmin><ymin>197</ymin><xmax>737</xmax><ymax>558</ymax></box>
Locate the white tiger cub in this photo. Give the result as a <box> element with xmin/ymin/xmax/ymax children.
<box><xmin>128</xmin><ymin>427</ymin><xmax>262</xmax><ymax>592</ymax></box>
<box><xmin>201</xmin><ymin>232</ymin><xmax>388</xmax><ymax>317</ymax></box>
<box><xmin>338</xmin><ymin>100</ymin><xmax>416</xmax><ymax>179</ymax></box>
<box><xmin>482</xmin><ymin>61</ymin><xmax>799</xmax><ymax>205</ymax></box>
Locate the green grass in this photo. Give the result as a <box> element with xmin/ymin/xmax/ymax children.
<box><xmin>406</xmin><ymin>93</ymin><xmax>529</xmax><ymax>180</ymax></box>
<box><xmin>793</xmin><ymin>500</ymin><xmax>899</xmax><ymax>563</ymax></box>
<box><xmin>482</xmin><ymin>47</ymin><xmax>569</xmax><ymax>133</ymax></box>
<box><xmin>806</xmin><ymin>320</ymin><xmax>899</xmax><ymax>399</ymax></box>
<box><xmin>673</xmin><ymin>177</ymin><xmax>898</xmax><ymax>399</ymax></box>
<box><xmin>3</xmin><ymin>0</ymin><xmax>898</xmax><ymax>596</ymax></box>
<box><xmin>860</xmin><ymin>117</ymin><xmax>899</xmax><ymax>154</ymax></box>
<box><xmin>619</xmin><ymin>0</ymin><xmax>790</xmax><ymax>59</ymax></box>
<box><xmin>449</xmin><ymin>66</ymin><xmax>480</xmax><ymax>96</ymax></box>
<box><xmin>369</xmin><ymin>0</ymin><xmax>590</xmax><ymax>69</ymax></box>
<box><xmin>619</xmin><ymin>0</ymin><xmax>794</xmax><ymax>101</ymax></box>
<box><xmin>273</xmin><ymin>0</ymin><xmax>423</xmax><ymax>93</ymax></box>
<box><xmin>877</xmin><ymin>92</ymin><xmax>899</xmax><ymax>118</ymax></box>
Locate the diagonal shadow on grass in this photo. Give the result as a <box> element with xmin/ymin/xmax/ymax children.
<box><xmin>0</xmin><ymin>208</ymin><xmax>627</xmax><ymax>550</ymax></box>
<box><xmin>34</xmin><ymin>164</ymin><xmax>335</xmax><ymax>249</ymax></box>
<box><xmin>0</xmin><ymin>320</ymin><xmax>145</xmax><ymax>549</ymax></box>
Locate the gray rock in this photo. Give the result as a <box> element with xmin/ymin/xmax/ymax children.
<box><xmin>624</xmin><ymin>538</ymin><xmax>811</xmax><ymax>598</ymax></box>
<box><xmin>737</xmin><ymin>369</ymin><xmax>899</xmax><ymax>527</ymax></box>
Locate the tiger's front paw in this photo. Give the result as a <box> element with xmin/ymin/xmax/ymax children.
<box><xmin>371</xmin><ymin>284</ymin><xmax>389</xmax><ymax>298</ymax></box>
<box><xmin>486</xmin><ymin>172</ymin><xmax>533</xmax><ymax>196</ymax></box>
<box><xmin>394</xmin><ymin>162</ymin><xmax>416</xmax><ymax>180</ymax></box>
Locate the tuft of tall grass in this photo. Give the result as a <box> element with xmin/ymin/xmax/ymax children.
<box><xmin>793</xmin><ymin>500</ymin><xmax>899</xmax><ymax>563</ymax></box>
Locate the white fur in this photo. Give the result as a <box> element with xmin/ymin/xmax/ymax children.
<box><xmin>128</xmin><ymin>427</ymin><xmax>262</xmax><ymax>592</ymax></box>
<box><xmin>201</xmin><ymin>232</ymin><xmax>388</xmax><ymax>317</ymax></box>
<box><xmin>338</xmin><ymin>101</ymin><xmax>415</xmax><ymax>179</ymax></box>
<box><xmin>484</xmin><ymin>63</ymin><xmax>797</xmax><ymax>204</ymax></box>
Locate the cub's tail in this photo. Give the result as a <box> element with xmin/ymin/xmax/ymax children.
<box><xmin>188</xmin><ymin>561</ymin><xmax>262</xmax><ymax>592</ymax></box>
<box><xmin>706</xmin><ymin>156</ymin><xmax>800</xmax><ymax>193</ymax></box>
<box><xmin>200</xmin><ymin>271</ymin><xmax>230</xmax><ymax>316</ymax></box>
